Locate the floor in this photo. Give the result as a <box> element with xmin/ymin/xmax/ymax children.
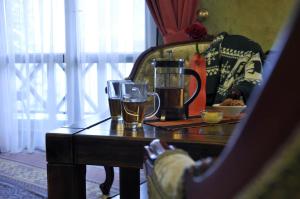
<box><xmin>0</xmin><ymin>150</ymin><xmax>148</xmax><ymax>198</ymax></box>
<box><xmin>111</xmin><ymin>183</ymin><xmax>148</xmax><ymax>199</ymax></box>
<box><xmin>0</xmin><ymin>150</ymin><xmax>117</xmax><ymax>185</ymax></box>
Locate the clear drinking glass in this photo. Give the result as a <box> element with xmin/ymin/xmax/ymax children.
<box><xmin>120</xmin><ymin>82</ymin><xmax>160</xmax><ymax>129</ymax></box>
<box><xmin>107</xmin><ymin>80</ymin><xmax>132</xmax><ymax>120</ymax></box>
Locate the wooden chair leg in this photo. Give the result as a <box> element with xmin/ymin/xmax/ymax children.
<box><xmin>99</xmin><ymin>166</ymin><xmax>114</xmax><ymax>195</ymax></box>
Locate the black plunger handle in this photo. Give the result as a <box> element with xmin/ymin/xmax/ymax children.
<box><xmin>183</xmin><ymin>68</ymin><xmax>201</xmax><ymax>117</ymax></box>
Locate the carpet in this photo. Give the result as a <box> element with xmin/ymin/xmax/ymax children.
<box><xmin>0</xmin><ymin>152</ymin><xmax>120</xmax><ymax>199</ymax></box>
<box><xmin>0</xmin><ymin>151</ymin><xmax>146</xmax><ymax>199</ymax></box>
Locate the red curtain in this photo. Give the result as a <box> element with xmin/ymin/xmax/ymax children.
<box><xmin>146</xmin><ymin>0</ymin><xmax>198</xmax><ymax>44</ymax></box>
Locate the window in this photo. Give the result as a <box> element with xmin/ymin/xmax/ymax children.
<box><xmin>10</xmin><ymin>0</ymin><xmax>150</xmax><ymax>121</ymax></box>
<box><xmin>0</xmin><ymin>0</ymin><xmax>154</xmax><ymax>151</ymax></box>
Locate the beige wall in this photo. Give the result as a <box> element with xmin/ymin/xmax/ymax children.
<box><xmin>200</xmin><ymin>0</ymin><xmax>296</xmax><ymax>51</ymax></box>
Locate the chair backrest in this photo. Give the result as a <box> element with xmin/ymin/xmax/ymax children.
<box><xmin>183</xmin><ymin>2</ymin><xmax>300</xmax><ymax>199</ymax></box>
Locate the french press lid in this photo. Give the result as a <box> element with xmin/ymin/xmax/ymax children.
<box><xmin>152</xmin><ymin>59</ymin><xmax>185</xmax><ymax>68</ymax></box>
<box><xmin>151</xmin><ymin>50</ymin><xmax>185</xmax><ymax>68</ymax></box>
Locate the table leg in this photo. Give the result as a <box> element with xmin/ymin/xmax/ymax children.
<box><xmin>99</xmin><ymin>166</ymin><xmax>114</xmax><ymax>195</ymax></box>
<box><xmin>119</xmin><ymin>167</ymin><xmax>140</xmax><ymax>199</ymax></box>
<box><xmin>47</xmin><ymin>163</ymin><xmax>86</xmax><ymax>199</ymax></box>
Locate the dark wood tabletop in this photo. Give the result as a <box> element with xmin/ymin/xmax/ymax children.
<box><xmin>46</xmin><ymin>117</ymin><xmax>238</xmax><ymax>199</ymax></box>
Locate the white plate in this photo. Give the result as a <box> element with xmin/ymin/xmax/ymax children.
<box><xmin>212</xmin><ymin>104</ymin><xmax>247</xmax><ymax>117</ymax></box>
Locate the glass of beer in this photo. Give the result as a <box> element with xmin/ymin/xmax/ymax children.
<box><xmin>107</xmin><ymin>80</ymin><xmax>132</xmax><ymax>120</ymax></box>
<box><xmin>121</xmin><ymin>82</ymin><xmax>160</xmax><ymax>129</ymax></box>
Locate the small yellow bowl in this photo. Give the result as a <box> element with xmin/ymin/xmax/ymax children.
<box><xmin>201</xmin><ymin>111</ymin><xmax>223</xmax><ymax>123</ymax></box>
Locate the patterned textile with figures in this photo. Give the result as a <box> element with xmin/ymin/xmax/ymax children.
<box><xmin>203</xmin><ymin>32</ymin><xmax>265</xmax><ymax>105</ymax></box>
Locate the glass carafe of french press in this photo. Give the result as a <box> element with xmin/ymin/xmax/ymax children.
<box><xmin>152</xmin><ymin>55</ymin><xmax>201</xmax><ymax>121</ymax></box>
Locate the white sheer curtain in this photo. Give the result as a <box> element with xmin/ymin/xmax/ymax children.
<box><xmin>0</xmin><ymin>0</ymin><xmax>154</xmax><ymax>153</ymax></box>
<box><xmin>66</xmin><ymin>0</ymin><xmax>151</xmax><ymax>122</ymax></box>
<box><xmin>0</xmin><ymin>0</ymin><xmax>65</xmax><ymax>153</ymax></box>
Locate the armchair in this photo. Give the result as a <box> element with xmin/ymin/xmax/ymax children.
<box><xmin>143</xmin><ymin>3</ymin><xmax>300</xmax><ymax>198</ymax></box>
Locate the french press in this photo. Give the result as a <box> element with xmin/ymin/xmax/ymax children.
<box><xmin>152</xmin><ymin>52</ymin><xmax>201</xmax><ymax>121</ymax></box>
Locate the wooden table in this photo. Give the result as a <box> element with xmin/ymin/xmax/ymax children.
<box><xmin>46</xmin><ymin>117</ymin><xmax>237</xmax><ymax>199</ymax></box>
